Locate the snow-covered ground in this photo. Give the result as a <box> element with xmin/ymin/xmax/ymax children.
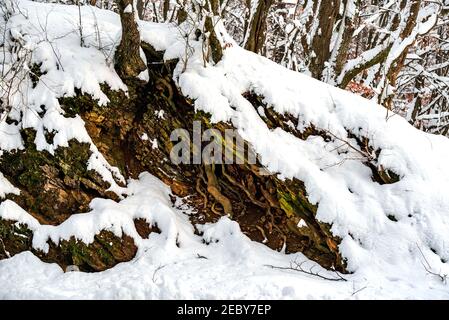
<box><xmin>1</xmin><ymin>1</ymin><xmax>449</xmax><ymax>299</ymax></box>
<box><xmin>1</xmin><ymin>173</ymin><xmax>448</xmax><ymax>300</ymax></box>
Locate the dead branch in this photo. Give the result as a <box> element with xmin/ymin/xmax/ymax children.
<box><xmin>264</xmin><ymin>259</ymin><xmax>347</xmax><ymax>282</ymax></box>
<box><xmin>416</xmin><ymin>244</ymin><xmax>448</xmax><ymax>284</ymax></box>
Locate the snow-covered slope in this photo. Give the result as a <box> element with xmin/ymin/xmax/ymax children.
<box><xmin>1</xmin><ymin>1</ymin><xmax>449</xmax><ymax>299</ymax></box>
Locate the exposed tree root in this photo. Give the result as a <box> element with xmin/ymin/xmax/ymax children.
<box><xmin>196</xmin><ymin>176</ymin><xmax>208</xmax><ymax>209</ymax></box>
<box><xmin>0</xmin><ymin>42</ymin><xmax>348</xmax><ymax>273</ymax></box>
<box><xmin>204</xmin><ymin>164</ymin><xmax>234</xmax><ymax>217</ymax></box>
<box><xmin>221</xmin><ymin>165</ymin><xmax>268</xmax><ymax>209</ymax></box>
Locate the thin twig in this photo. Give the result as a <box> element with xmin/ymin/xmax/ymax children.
<box><xmin>416</xmin><ymin>243</ymin><xmax>447</xmax><ymax>284</ymax></box>
<box><xmin>264</xmin><ymin>259</ymin><xmax>347</xmax><ymax>282</ymax></box>
<box><xmin>152</xmin><ymin>264</ymin><xmax>167</xmax><ymax>283</ymax></box>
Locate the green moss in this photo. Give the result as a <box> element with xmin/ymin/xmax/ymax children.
<box><xmin>0</xmin><ymin>219</ymin><xmax>33</xmax><ymax>259</ymax></box>
<box><xmin>54</xmin><ymin>140</ymin><xmax>90</xmax><ymax>177</ymax></box>
<box><xmin>59</xmin><ymin>89</ymin><xmax>99</xmax><ymax>118</ymax></box>
<box><xmin>61</xmin><ymin>238</ymin><xmax>104</xmax><ymax>269</ymax></box>
<box><xmin>277</xmin><ymin>188</ymin><xmax>316</xmax><ymax>221</ymax></box>
<box><xmin>0</xmin><ymin>129</ymin><xmax>91</xmax><ymax>191</ymax></box>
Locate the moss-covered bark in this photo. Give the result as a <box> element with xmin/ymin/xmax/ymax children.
<box><xmin>0</xmin><ymin>218</ymin><xmax>148</xmax><ymax>272</ymax></box>
<box><xmin>0</xmin><ymin>129</ymin><xmax>120</xmax><ymax>225</ymax></box>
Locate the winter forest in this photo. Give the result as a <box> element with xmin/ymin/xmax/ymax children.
<box><xmin>98</xmin><ymin>0</ymin><xmax>449</xmax><ymax>135</ymax></box>
<box><xmin>1</xmin><ymin>0</ymin><xmax>449</xmax><ymax>300</ymax></box>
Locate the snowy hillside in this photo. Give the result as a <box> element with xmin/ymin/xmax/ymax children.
<box><xmin>1</xmin><ymin>0</ymin><xmax>449</xmax><ymax>299</ymax></box>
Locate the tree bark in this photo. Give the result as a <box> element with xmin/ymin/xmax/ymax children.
<box><xmin>115</xmin><ymin>0</ymin><xmax>146</xmax><ymax>79</ymax></box>
<box><xmin>380</xmin><ymin>0</ymin><xmax>422</xmax><ymax>109</ymax></box>
<box><xmin>333</xmin><ymin>0</ymin><xmax>358</xmax><ymax>79</ymax></box>
<box><xmin>243</xmin><ymin>0</ymin><xmax>274</xmax><ymax>54</ymax></box>
<box><xmin>305</xmin><ymin>0</ymin><xmax>341</xmax><ymax>79</ymax></box>
<box><xmin>136</xmin><ymin>0</ymin><xmax>145</xmax><ymax>20</ymax></box>
<box><xmin>204</xmin><ymin>0</ymin><xmax>223</xmax><ymax>63</ymax></box>
<box><xmin>163</xmin><ymin>0</ymin><xmax>170</xmax><ymax>21</ymax></box>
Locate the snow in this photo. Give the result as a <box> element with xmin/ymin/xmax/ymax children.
<box><xmin>0</xmin><ymin>172</ymin><xmax>446</xmax><ymax>299</ymax></box>
<box><xmin>156</xmin><ymin>109</ymin><xmax>165</xmax><ymax>119</ymax></box>
<box><xmin>0</xmin><ymin>0</ymin><xmax>127</xmax><ymax>195</ymax></box>
<box><xmin>141</xmin><ymin>133</ymin><xmax>149</xmax><ymax>140</ymax></box>
<box><xmin>124</xmin><ymin>4</ymin><xmax>133</xmax><ymax>14</ymax></box>
<box><xmin>1</xmin><ymin>173</ymin><xmax>448</xmax><ymax>299</ymax></box>
<box><xmin>137</xmin><ymin>6</ymin><xmax>449</xmax><ymax>297</ymax></box>
<box><xmin>0</xmin><ymin>173</ymin><xmax>20</xmax><ymax>199</ymax></box>
<box><xmin>1</xmin><ymin>0</ymin><xmax>449</xmax><ymax>299</ymax></box>
<box><xmin>338</xmin><ymin>45</ymin><xmax>385</xmax><ymax>85</ymax></box>
<box><xmin>297</xmin><ymin>219</ymin><xmax>307</xmax><ymax>228</ymax></box>
<box><xmin>151</xmin><ymin>138</ymin><xmax>158</xmax><ymax>149</ymax></box>
<box><xmin>0</xmin><ymin>173</ymin><xmax>185</xmax><ymax>253</ymax></box>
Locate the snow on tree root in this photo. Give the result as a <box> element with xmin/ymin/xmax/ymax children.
<box><xmin>1</xmin><ymin>0</ymin><xmax>449</xmax><ymax>297</ymax></box>
<box><xmin>145</xmin><ymin>13</ymin><xmax>449</xmax><ymax>278</ymax></box>
<box><xmin>0</xmin><ymin>173</ymin><xmax>185</xmax><ymax>272</ymax></box>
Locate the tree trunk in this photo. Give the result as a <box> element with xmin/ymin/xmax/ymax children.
<box><xmin>115</xmin><ymin>0</ymin><xmax>146</xmax><ymax>79</ymax></box>
<box><xmin>163</xmin><ymin>0</ymin><xmax>170</xmax><ymax>21</ymax></box>
<box><xmin>380</xmin><ymin>0</ymin><xmax>422</xmax><ymax>109</ymax></box>
<box><xmin>204</xmin><ymin>0</ymin><xmax>223</xmax><ymax>63</ymax></box>
<box><xmin>332</xmin><ymin>0</ymin><xmax>358</xmax><ymax>80</ymax></box>
<box><xmin>136</xmin><ymin>0</ymin><xmax>145</xmax><ymax>20</ymax></box>
<box><xmin>243</xmin><ymin>0</ymin><xmax>274</xmax><ymax>54</ymax></box>
<box><xmin>304</xmin><ymin>0</ymin><xmax>341</xmax><ymax>79</ymax></box>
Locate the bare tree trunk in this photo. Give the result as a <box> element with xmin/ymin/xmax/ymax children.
<box><xmin>115</xmin><ymin>0</ymin><xmax>146</xmax><ymax>79</ymax></box>
<box><xmin>380</xmin><ymin>0</ymin><xmax>421</xmax><ymax>109</ymax></box>
<box><xmin>304</xmin><ymin>0</ymin><xmax>341</xmax><ymax>79</ymax></box>
<box><xmin>333</xmin><ymin>0</ymin><xmax>358</xmax><ymax>79</ymax></box>
<box><xmin>176</xmin><ymin>0</ymin><xmax>187</xmax><ymax>24</ymax></box>
<box><xmin>409</xmin><ymin>74</ymin><xmax>424</xmax><ymax>125</ymax></box>
<box><xmin>204</xmin><ymin>0</ymin><xmax>223</xmax><ymax>63</ymax></box>
<box><xmin>136</xmin><ymin>0</ymin><xmax>144</xmax><ymax>20</ymax></box>
<box><xmin>243</xmin><ymin>0</ymin><xmax>274</xmax><ymax>54</ymax></box>
<box><xmin>163</xmin><ymin>0</ymin><xmax>170</xmax><ymax>21</ymax></box>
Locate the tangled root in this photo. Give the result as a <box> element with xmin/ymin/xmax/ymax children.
<box><xmin>204</xmin><ymin>164</ymin><xmax>233</xmax><ymax>217</ymax></box>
